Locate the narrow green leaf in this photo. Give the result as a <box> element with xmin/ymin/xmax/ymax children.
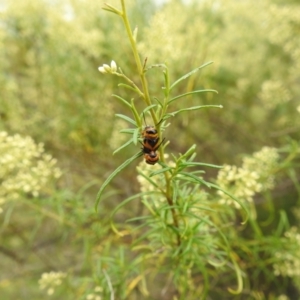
<box><xmin>181</xmin><ymin>236</ymin><xmax>194</xmax><ymax>256</ymax></box>
<box><xmin>170</xmin><ymin>61</ymin><xmax>213</xmax><ymax>90</ymax></box>
<box><xmin>137</xmin><ymin>171</ymin><xmax>163</xmax><ymax>192</ymax></box>
<box><xmin>188</xmin><ymin>152</ymin><xmax>197</xmax><ymax>162</ymax></box>
<box><xmin>130</xmin><ymin>99</ymin><xmax>142</xmax><ymax>128</ymax></box>
<box><xmin>228</xmin><ymin>253</ymin><xmax>244</xmax><ymax>294</ymax></box>
<box><xmin>149</xmin><ymin>166</ymin><xmax>173</xmax><ymax>177</ymax></box>
<box><xmin>118</xmin><ymin>83</ymin><xmax>140</xmax><ymax>94</ymax></box>
<box><xmin>163</xmin><ymin>68</ymin><xmax>170</xmax><ymax>98</ymax></box>
<box><xmin>126</xmin><ymin>215</ymin><xmax>152</xmax><ymax>223</ymax></box>
<box><xmin>132</xmin><ymin>227</ymin><xmax>160</xmax><ymax>246</ymax></box>
<box><xmin>182</xmin><ymin>170</ymin><xmax>205</xmax><ymax>175</ymax></box>
<box><xmin>159</xmin><ymin>204</ymin><xmax>180</xmax><ymax>211</ymax></box>
<box><xmin>110</xmin><ymin>193</ymin><xmax>145</xmax><ymax>236</ymax></box>
<box><xmin>140</xmin><ymin>104</ymin><xmax>158</xmax><ymax>122</ymax></box>
<box><xmin>194</xmin><ymin>260</ymin><xmax>209</xmax><ymax>298</ymax></box>
<box><xmin>113</xmin><ymin>138</ymin><xmax>133</xmax><ymax>155</ymax></box>
<box><xmin>172</xmin><ymin>182</ymin><xmax>178</xmax><ymax>204</ymax></box>
<box><xmin>120</xmin><ymin>128</ymin><xmax>135</xmax><ymax>134</ymax></box>
<box><xmin>182</xmin><ymin>197</ymin><xmax>189</xmax><ymax>213</ymax></box>
<box><xmin>192</xmin><ymin>214</ymin><xmax>231</xmax><ymax>248</ymax></box>
<box><xmin>275</xmin><ymin>210</ymin><xmax>289</xmax><ymax>237</ymax></box>
<box><xmin>153</xmin><ymin>97</ymin><xmax>163</xmax><ymax>108</ymax></box>
<box><xmin>168</xmin><ymin>89</ymin><xmax>218</xmax><ymax>105</ymax></box>
<box><xmin>181</xmin><ymin>162</ymin><xmax>223</xmax><ymax>169</ymax></box>
<box><xmin>115</xmin><ymin>114</ymin><xmax>137</xmax><ymax>126</ymax></box>
<box><xmin>178</xmin><ymin>144</ymin><xmax>197</xmax><ymax>161</ymax></box>
<box><xmin>171</xmin><ymin>241</ymin><xmax>185</xmax><ymax>258</ymax></box>
<box><xmin>102</xmin><ymin>5</ymin><xmax>122</xmax><ymax>15</ymax></box>
<box><xmin>187</xmin><ymin>205</ymin><xmax>216</xmax><ymax>213</ymax></box>
<box><xmin>207</xmin><ymin>256</ymin><xmax>227</xmax><ymax>268</ymax></box>
<box><xmin>95</xmin><ymin>152</ymin><xmax>142</xmax><ymax>211</ymax></box>
<box><xmin>178</xmin><ymin>172</ymin><xmax>212</xmax><ymax>188</ymax></box>
<box><xmin>112</xmin><ymin>94</ymin><xmax>132</xmax><ymax>109</ymax></box>
<box><xmin>168</xmin><ymin>105</ymin><xmax>223</xmax><ymax>118</ymax></box>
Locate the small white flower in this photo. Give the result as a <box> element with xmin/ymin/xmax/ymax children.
<box><xmin>98</xmin><ymin>66</ymin><xmax>108</xmax><ymax>74</ymax></box>
<box><xmin>103</xmin><ymin>64</ymin><xmax>111</xmax><ymax>72</ymax></box>
<box><xmin>38</xmin><ymin>271</ymin><xmax>67</xmax><ymax>295</ymax></box>
<box><xmin>110</xmin><ymin>60</ymin><xmax>117</xmax><ymax>72</ymax></box>
<box><xmin>98</xmin><ymin>61</ymin><xmax>117</xmax><ymax>74</ymax></box>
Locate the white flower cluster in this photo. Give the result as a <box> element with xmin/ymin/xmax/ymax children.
<box><xmin>216</xmin><ymin>147</ymin><xmax>279</xmax><ymax>208</ymax></box>
<box><xmin>259</xmin><ymin>80</ymin><xmax>291</xmax><ymax>109</ymax></box>
<box><xmin>98</xmin><ymin>60</ymin><xmax>117</xmax><ymax>74</ymax></box>
<box><xmin>0</xmin><ymin>132</ymin><xmax>62</xmax><ymax>213</ymax></box>
<box><xmin>267</xmin><ymin>4</ymin><xmax>300</xmax><ymax>65</ymax></box>
<box><xmin>86</xmin><ymin>286</ymin><xmax>103</xmax><ymax>300</ymax></box>
<box><xmin>38</xmin><ymin>271</ymin><xmax>67</xmax><ymax>295</ymax></box>
<box><xmin>273</xmin><ymin>227</ymin><xmax>300</xmax><ymax>279</ymax></box>
<box><xmin>243</xmin><ymin>146</ymin><xmax>279</xmax><ymax>190</ymax></box>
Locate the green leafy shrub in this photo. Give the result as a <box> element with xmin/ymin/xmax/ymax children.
<box><xmin>0</xmin><ymin>0</ymin><xmax>300</xmax><ymax>299</ymax></box>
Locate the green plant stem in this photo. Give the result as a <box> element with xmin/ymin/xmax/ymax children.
<box><xmin>160</xmin><ymin>69</ymin><xmax>180</xmax><ymax>245</ymax></box>
<box><xmin>115</xmin><ymin>72</ymin><xmax>144</xmax><ymax>98</ymax></box>
<box><xmin>166</xmin><ymin>181</ymin><xmax>181</xmax><ymax>247</ymax></box>
<box><xmin>120</xmin><ymin>0</ymin><xmax>157</xmax><ymax>125</ymax></box>
<box><xmin>119</xmin><ymin>0</ymin><xmax>180</xmax><ymax>247</ymax></box>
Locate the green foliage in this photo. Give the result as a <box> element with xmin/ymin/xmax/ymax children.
<box><xmin>0</xmin><ymin>0</ymin><xmax>300</xmax><ymax>299</ymax></box>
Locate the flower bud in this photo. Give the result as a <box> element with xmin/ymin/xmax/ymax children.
<box><xmin>110</xmin><ymin>60</ymin><xmax>117</xmax><ymax>72</ymax></box>
<box><xmin>103</xmin><ymin>64</ymin><xmax>111</xmax><ymax>72</ymax></box>
<box><xmin>98</xmin><ymin>66</ymin><xmax>107</xmax><ymax>74</ymax></box>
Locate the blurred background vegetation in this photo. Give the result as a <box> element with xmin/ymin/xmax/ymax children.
<box><xmin>0</xmin><ymin>0</ymin><xmax>300</xmax><ymax>299</ymax></box>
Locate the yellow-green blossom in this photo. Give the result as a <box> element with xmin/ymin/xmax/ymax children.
<box><xmin>216</xmin><ymin>147</ymin><xmax>279</xmax><ymax>208</ymax></box>
<box><xmin>259</xmin><ymin>80</ymin><xmax>291</xmax><ymax>109</ymax></box>
<box><xmin>86</xmin><ymin>286</ymin><xmax>103</xmax><ymax>300</ymax></box>
<box><xmin>273</xmin><ymin>227</ymin><xmax>300</xmax><ymax>280</ymax></box>
<box><xmin>0</xmin><ymin>132</ymin><xmax>62</xmax><ymax>213</ymax></box>
<box><xmin>38</xmin><ymin>271</ymin><xmax>67</xmax><ymax>295</ymax></box>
